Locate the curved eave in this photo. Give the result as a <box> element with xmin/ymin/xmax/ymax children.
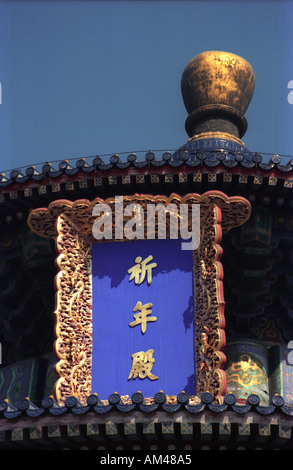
<box><xmin>0</xmin><ymin>152</ymin><xmax>292</xmax><ymax>214</ymax></box>
<box><xmin>0</xmin><ymin>151</ymin><xmax>293</xmax><ymax>190</ymax></box>
<box><xmin>0</xmin><ymin>391</ymin><xmax>289</xmax><ymax>419</ymax></box>
<box><xmin>0</xmin><ymin>392</ymin><xmax>292</xmax><ymax>449</ymax></box>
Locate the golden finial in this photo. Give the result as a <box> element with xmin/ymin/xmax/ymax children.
<box><xmin>181</xmin><ymin>51</ymin><xmax>255</xmax><ymax>142</ymax></box>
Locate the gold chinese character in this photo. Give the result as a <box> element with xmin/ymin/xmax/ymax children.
<box><xmin>128</xmin><ymin>255</ymin><xmax>157</xmax><ymax>285</ymax></box>
<box><xmin>128</xmin><ymin>349</ymin><xmax>159</xmax><ymax>381</ymax></box>
<box><xmin>129</xmin><ymin>301</ymin><xmax>157</xmax><ymax>333</ymax></box>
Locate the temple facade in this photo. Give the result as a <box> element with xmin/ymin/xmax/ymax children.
<box><xmin>0</xmin><ymin>51</ymin><xmax>293</xmax><ymax>450</ymax></box>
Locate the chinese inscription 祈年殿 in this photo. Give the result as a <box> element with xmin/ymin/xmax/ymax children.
<box><xmin>128</xmin><ymin>255</ymin><xmax>158</xmax><ymax>381</ymax></box>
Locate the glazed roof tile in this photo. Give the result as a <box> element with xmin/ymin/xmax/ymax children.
<box><xmin>0</xmin><ymin>392</ymin><xmax>291</xmax><ymax>420</ymax></box>
<box><xmin>1</xmin><ymin>149</ymin><xmax>293</xmax><ymax>190</ymax></box>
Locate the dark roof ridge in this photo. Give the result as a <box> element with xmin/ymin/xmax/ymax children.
<box><xmin>0</xmin><ymin>392</ymin><xmax>291</xmax><ymax>420</ymax></box>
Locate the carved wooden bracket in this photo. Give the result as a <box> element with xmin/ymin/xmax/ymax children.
<box><xmin>53</xmin><ymin>214</ymin><xmax>92</xmax><ymax>404</ymax></box>
<box><xmin>28</xmin><ymin>191</ymin><xmax>250</xmax><ymax>404</ymax></box>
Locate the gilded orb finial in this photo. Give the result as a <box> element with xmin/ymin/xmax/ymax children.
<box><xmin>181</xmin><ymin>51</ymin><xmax>255</xmax><ymax>141</ymax></box>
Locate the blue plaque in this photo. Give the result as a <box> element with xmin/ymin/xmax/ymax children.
<box><xmin>91</xmin><ymin>238</ymin><xmax>195</xmax><ymax>399</ymax></box>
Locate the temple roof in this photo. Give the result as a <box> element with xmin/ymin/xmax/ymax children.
<box><xmin>0</xmin><ymin>150</ymin><xmax>292</xmax><ymax>196</ymax></box>
<box><xmin>0</xmin><ymin>391</ymin><xmax>290</xmax><ymax>419</ymax></box>
<box><xmin>0</xmin><ymin>51</ymin><xmax>292</xmax><ymax>199</ymax></box>
<box><xmin>0</xmin><ymin>51</ymin><xmax>293</xmax><ymax>450</ymax></box>
<box><xmin>0</xmin><ymin>391</ymin><xmax>292</xmax><ymax>450</ymax></box>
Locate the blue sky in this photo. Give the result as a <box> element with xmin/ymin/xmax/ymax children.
<box><xmin>0</xmin><ymin>0</ymin><xmax>293</xmax><ymax>173</ymax></box>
